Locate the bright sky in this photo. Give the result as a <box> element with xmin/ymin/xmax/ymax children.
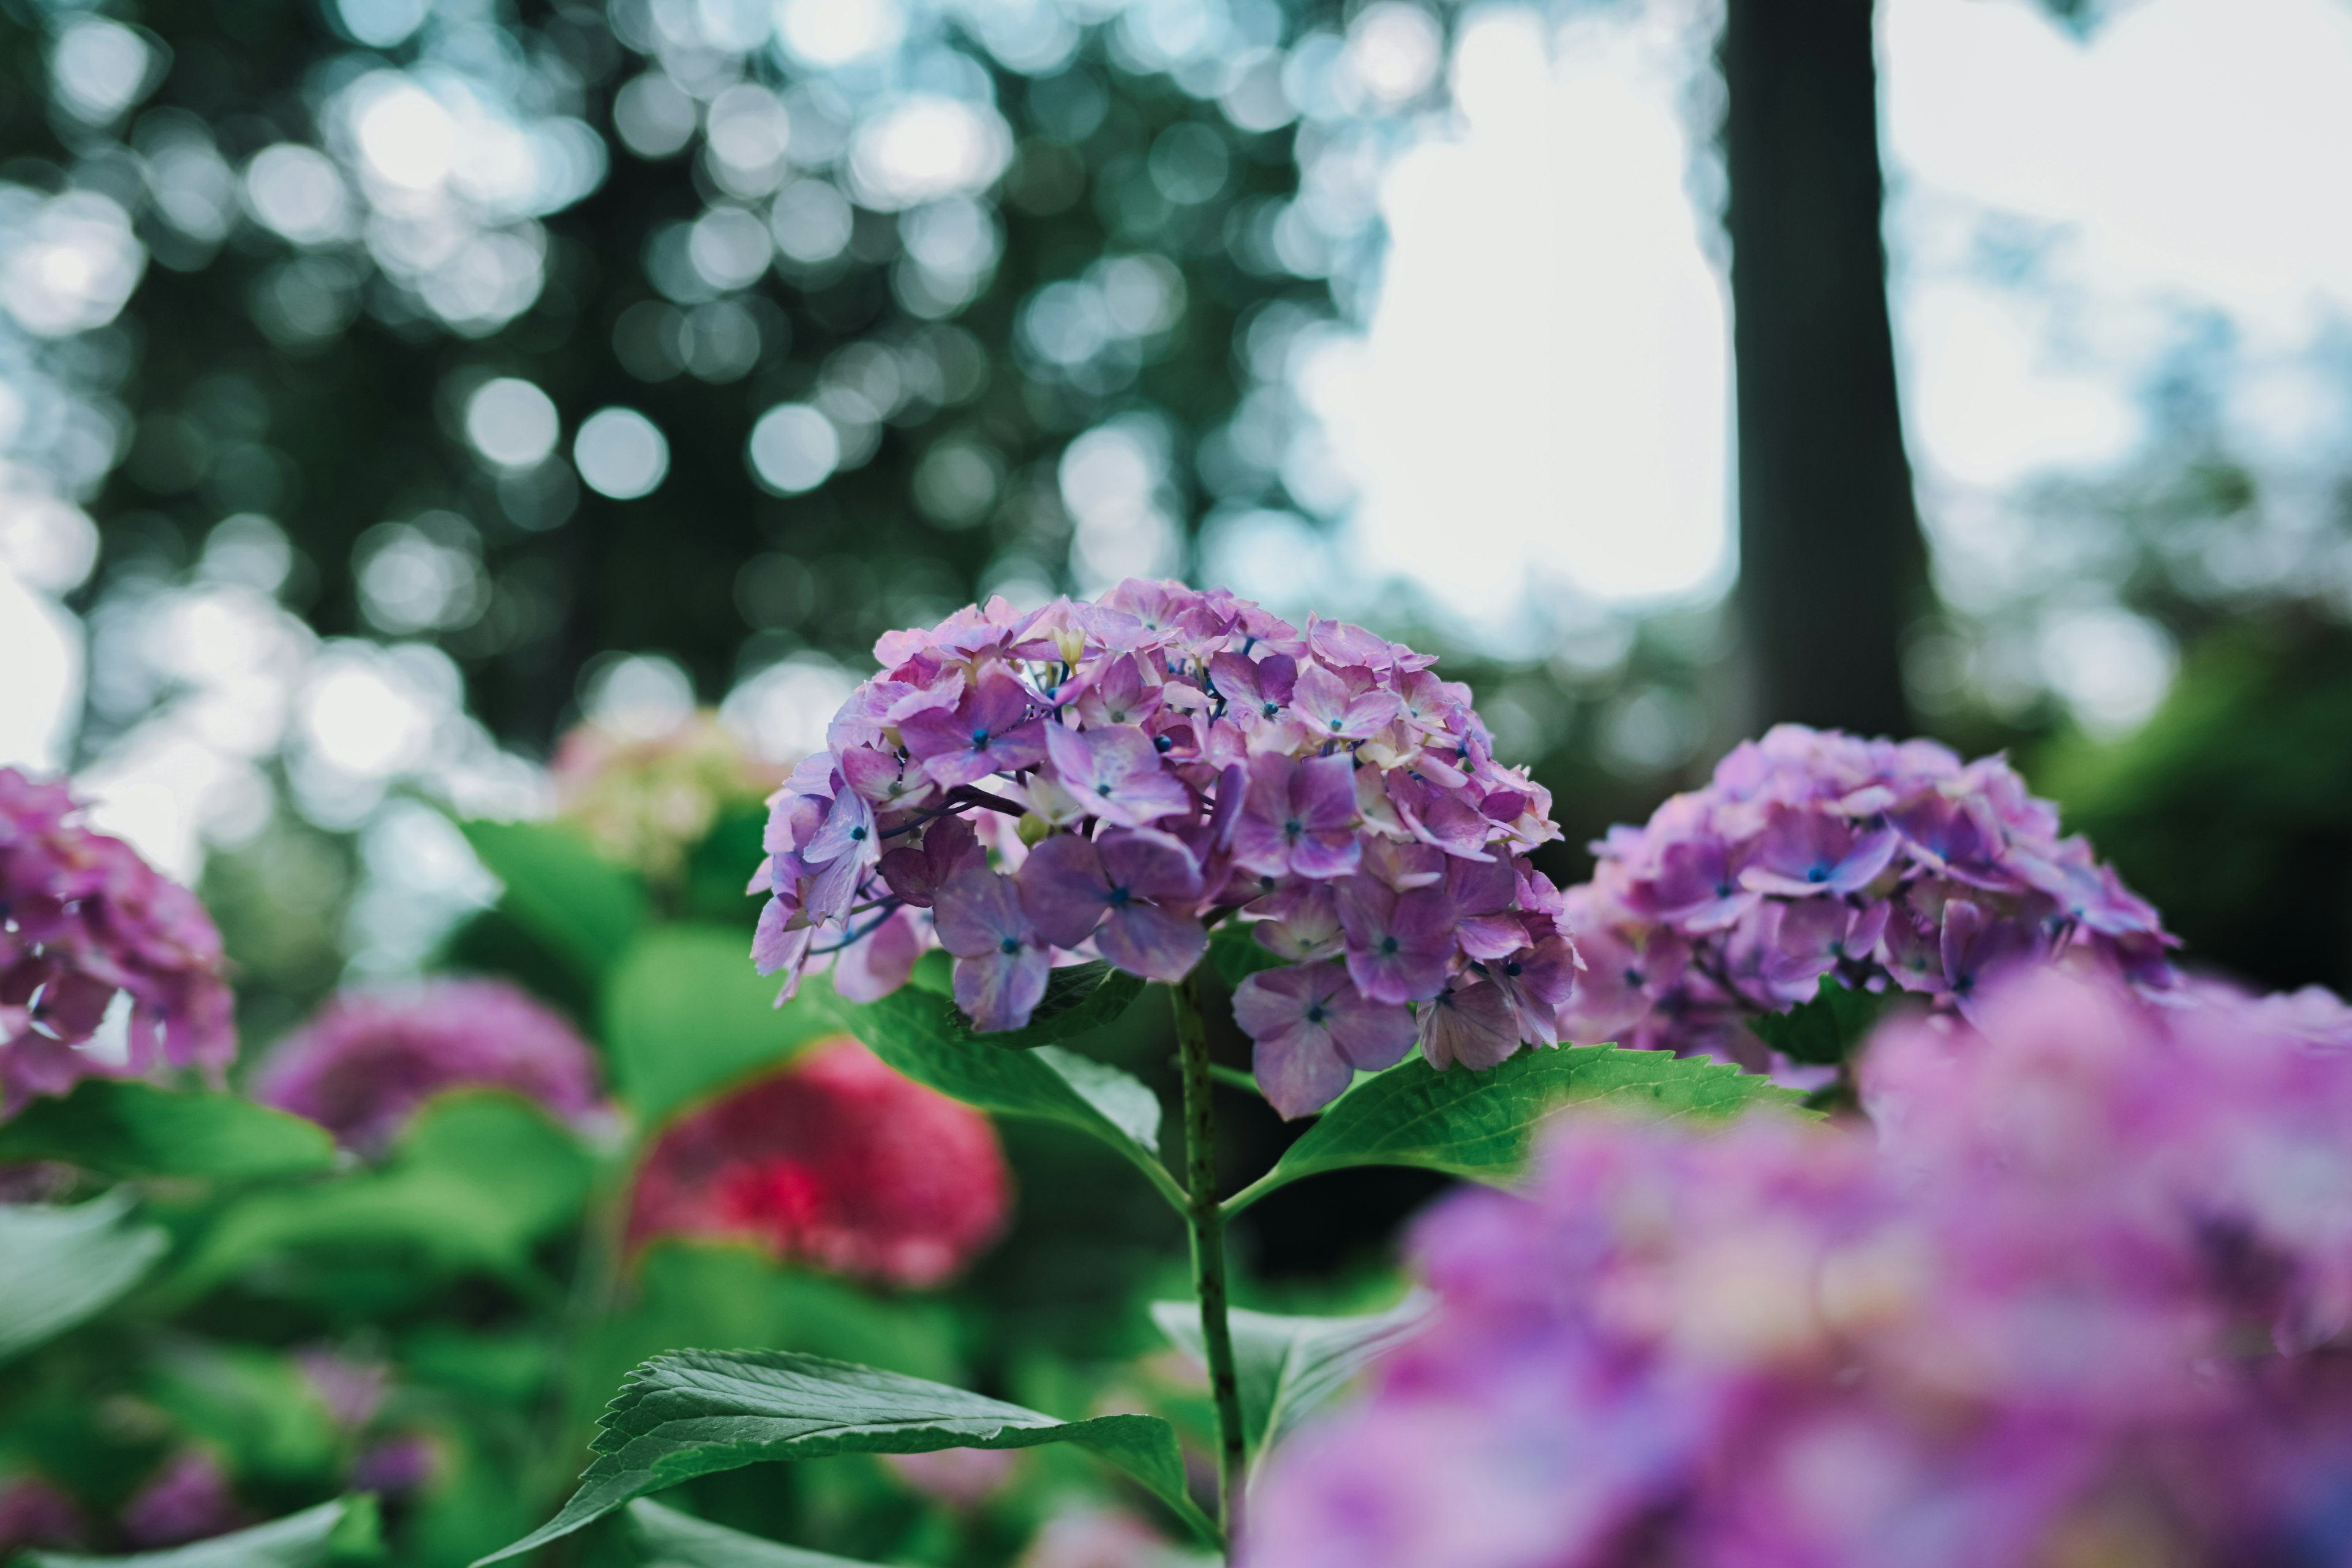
<box><xmin>1328</xmin><ymin>0</ymin><xmax>2352</xmax><ymax>622</ymax></box>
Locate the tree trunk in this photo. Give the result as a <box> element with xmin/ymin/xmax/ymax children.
<box><xmin>1721</xmin><ymin>0</ymin><xmax>1925</xmax><ymax>739</ymax></box>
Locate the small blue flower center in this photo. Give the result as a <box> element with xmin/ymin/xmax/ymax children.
<box><xmin>1304</xmin><ymin>1002</ymin><xmax>1328</xmax><ymax>1025</ymax></box>
<box><xmin>971</xmin><ymin>728</ymin><xmax>991</xmax><ymax>747</ymax></box>
<box><xmin>1153</xmin><ymin>734</ymin><xmax>1174</xmax><ymax>753</ymax></box>
<box><xmin>998</xmin><ymin>936</ymin><xmax>1021</xmax><ymax>954</ymax></box>
<box><xmin>1807</xmin><ymin>865</ymin><xmax>1829</xmax><ymax>883</ymax></box>
<box><xmin>1502</xmin><ymin>960</ymin><xmax>1522</xmax><ymax>977</ymax></box>
<box><xmin>1262</xmin><ymin>701</ymin><xmax>1280</xmax><ymax>717</ymax></box>
<box><xmin>1379</xmin><ymin>936</ymin><xmax>1399</xmax><ymax>956</ymax></box>
<box><xmin>1096</xmin><ymin>782</ymin><xmax>1114</xmax><ymax>796</ymax></box>
<box><xmin>1106</xmin><ymin>886</ymin><xmax>1133</xmax><ymax>907</ymax></box>
<box><xmin>1329</xmin><ymin>717</ymin><xmax>1344</xmax><ymax>731</ymax></box>
<box><xmin>1283</xmin><ymin>817</ymin><xmax>1303</xmax><ymax>840</ymax></box>
<box><xmin>849</xmin><ymin>826</ymin><xmax>867</xmax><ymax>841</ymax></box>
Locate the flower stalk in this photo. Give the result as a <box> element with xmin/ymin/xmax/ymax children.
<box><xmin>1170</xmin><ymin>972</ymin><xmax>1248</xmax><ymax>1542</ymax></box>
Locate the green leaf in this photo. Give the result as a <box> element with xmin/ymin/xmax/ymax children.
<box><xmin>629</xmin><ymin>1499</ymin><xmax>885</xmax><ymax>1567</ymax></box>
<box><xmin>817</xmin><ymin>980</ymin><xmax>1182</xmax><ymax>1208</ymax></box>
<box><xmin>1208</xmin><ymin>923</ymin><xmax>1288</xmax><ymax>987</ymax></box>
<box><xmin>143</xmin><ymin>1342</ymin><xmax>344</xmax><ymax>1485</ymax></box>
<box><xmin>604</xmin><ymin>924</ymin><xmax>840</xmax><ymax>1126</ymax></box>
<box><xmin>171</xmin><ymin>1091</ymin><xmax>595</xmax><ymax>1298</ymax></box>
<box><xmin>0</xmin><ymin>1081</ymin><xmax>336</xmax><ymax>1181</ymax></box>
<box><xmin>28</xmin><ymin>1496</ymin><xmax>382</xmax><ymax>1567</ymax></box>
<box><xmin>1150</xmin><ymin>1292</ymin><xmax>1434</xmax><ymax>1463</ymax></box>
<box><xmin>1747</xmin><ymin>976</ymin><xmax>1885</xmax><ymax>1066</ymax></box>
<box><xmin>974</xmin><ymin>960</ymin><xmax>1148</xmax><ymax>1049</ymax></box>
<box><xmin>475</xmin><ymin>1350</ymin><xmax>1217</xmax><ymax>1564</ymax></box>
<box><xmin>0</xmin><ymin>1193</ymin><xmax>167</xmax><ymax>1360</ymax></box>
<box><xmin>1226</xmin><ymin>1045</ymin><xmax>1810</xmax><ymax>1213</ymax></box>
<box><xmin>459</xmin><ymin>818</ymin><xmax>645</xmax><ymax>984</ymax></box>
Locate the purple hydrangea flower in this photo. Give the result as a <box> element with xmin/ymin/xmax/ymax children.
<box><xmin>1558</xmin><ymin>724</ymin><xmax>2174</xmax><ymax>1067</ymax></box>
<box><xmin>1246</xmin><ymin>970</ymin><xmax>2352</xmax><ymax>1568</ymax></box>
<box><xmin>0</xmin><ymin>769</ymin><xmax>236</xmax><ymax>1116</ymax></box>
<box><xmin>1232</xmin><ymin>962</ymin><xmax>1415</xmax><ymax>1118</ymax></box>
<box><xmin>747</xmin><ymin>582</ymin><xmax>1569</xmax><ymax>1117</ymax></box>
<box><xmin>120</xmin><ymin>1452</ymin><xmax>241</xmax><ymax>1548</ymax></box>
<box><xmin>254</xmin><ymin>978</ymin><xmax>603</xmax><ymax>1155</ymax></box>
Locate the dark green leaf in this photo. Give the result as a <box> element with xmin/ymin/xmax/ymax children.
<box><xmin>28</xmin><ymin>1496</ymin><xmax>381</xmax><ymax>1566</ymax></box>
<box><xmin>171</xmin><ymin>1091</ymin><xmax>595</xmax><ymax>1297</ymax></box>
<box><xmin>973</xmin><ymin>960</ymin><xmax>1147</xmax><ymax>1049</ymax></box>
<box><xmin>1747</xmin><ymin>977</ymin><xmax>1885</xmax><ymax>1066</ymax></box>
<box><xmin>459</xmin><ymin>818</ymin><xmax>645</xmax><ymax>984</ymax></box>
<box><xmin>0</xmin><ymin>1193</ymin><xmax>167</xmax><ymax>1360</ymax></box>
<box><xmin>604</xmin><ymin>924</ymin><xmax>839</xmax><ymax>1126</ymax></box>
<box><xmin>1208</xmin><ymin>922</ymin><xmax>1289</xmax><ymax>986</ymax></box>
<box><xmin>818</xmin><ymin>980</ymin><xmax>1182</xmax><ymax>1208</ymax></box>
<box><xmin>1226</xmin><ymin>1045</ymin><xmax>1811</xmax><ymax>1213</ymax></box>
<box><xmin>0</xmin><ymin>1080</ymin><xmax>335</xmax><ymax>1181</ymax></box>
<box><xmin>475</xmin><ymin>1349</ymin><xmax>1217</xmax><ymax>1563</ymax></box>
<box><xmin>629</xmin><ymin>1499</ymin><xmax>885</xmax><ymax>1567</ymax></box>
<box><xmin>1150</xmin><ymin>1291</ymin><xmax>1433</xmax><ymax>1461</ymax></box>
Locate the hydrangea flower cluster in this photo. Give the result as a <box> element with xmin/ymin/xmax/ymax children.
<box><xmin>1245</xmin><ymin>970</ymin><xmax>2352</xmax><ymax>1568</ymax></box>
<box><xmin>1561</xmin><ymin>724</ymin><xmax>2174</xmax><ymax>1065</ymax></box>
<box><xmin>553</xmin><ymin>709</ymin><xmax>769</xmax><ymax>882</ymax></box>
<box><xmin>749</xmin><ymin>581</ymin><xmax>1572</xmax><ymax>1118</ymax></box>
<box><xmin>0</xmin><ymin>768</ymin><xmax>236</xmax><ymax>1114</ymax></box>
<box><xmin>254</xmin><ymin>978</ymin><xmax>603</xmax><ymax>1155</ymax></box>
<box><xmin>626</xmin><ymin>1036</ymin><xmax>1010</xmax><ymax>1289</ymax></box>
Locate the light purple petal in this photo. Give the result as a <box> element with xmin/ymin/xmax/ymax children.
<box><xmin>954</xmin><ymin>944</ymin><xmax>1050</xmax><ymax>1031</ymax></box>
<box><xmin>935</xmin><ymin>867</ymin><xmax>1031</xmax><ymax>957</ymax></box>
<box><xmin>832</xmin><ymin>908</ymin><xmax>924</xmax><ymax>1003</ymax></box>
<box><xmin>1098</xmin><ymin>902</ymin><xmax>1207</xmax><ymax>982</ymax></box>
<box><xmin>1097</xmin><ymin>827</ymin><xmax>1205</xmax><ymax>905</ymax></box>
<box><xmin>1016</xmin><ymin>834</ymin><xmax>1112</xmax><ymax>948</ymax></box>
<box><xmin>1419</xmin><ymin>979</ymin><xmax>1519</xmax><ymax>1071</ymax></box>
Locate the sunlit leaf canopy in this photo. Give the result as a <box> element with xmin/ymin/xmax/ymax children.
<box><xmin>0</xmin><ymin>0</ymin><xmax>1464</xmax><ymax>763</ymax></box>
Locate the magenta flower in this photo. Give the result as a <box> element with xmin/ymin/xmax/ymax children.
<box><xmin>1016</xmin><ymin>830</ymin><xmax>1206</xmax><ymax>982</ymax></box>
<box><xmin>1232</xmin><ymin>962</ymin><xmax>1414</xmax><ymax>1119</ymax></box>
<box><xmin>1232</xmin><ymin>753</ymin><xmax>1362</xmax><ymax>881</ymax></box>
<box><xmin>0</xmin><ymin>769</ymin><xmax>236</xmax><ymax>1115</ymax></box>
<box><xmin>899</xmin><ymin>665</ymin><xmax>1047</xmax><ymax>788</ymax></box>
<box><xmin>1560</xmin><ymin>725</ymin><xmax>2173</xmax><ymax>1068</ymax></box>
<box><xmin>254</xmin><ymin>978</ymin><xmax>603</xmax><ymax>1155</ymax></box>
<box><xmin>1246</xmin><ymin>970</ymin><xmax>2352</xmax><ymax>1568</ymax></box>
<box><xmin>1044</xmin><ymin>724</ymin><xmax>1191</xmax><ymax>829</ymax></box>
<box><xmin>932</xmin><ymin>867</ymin><xmax>1049</xmax><ymax>1031</ymax></box>
<box><xmin>120</xmin><ymin>1452</ymin><xmax>241</xmax><ymax>1548</ymax></box>
<box><xmin>745</xmin><ymin>583</ymin><xmax>1567</xmax><ymax>1116</ymax></box>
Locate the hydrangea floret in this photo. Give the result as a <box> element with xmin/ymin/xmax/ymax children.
<box><xmin>748</xmin><ymin>581</ymin><xmax>1574</xmax><ymax>1118</ymax></box>
<box><xmin>0</xmin><ymin>768</ymin><xmax>235</xmax><ymax>1114</ymax></box>
<box><xmin>1561</xmin><ymin>723</ymin><xmax>2175</xmax><ymax>1064</ymax></box>
<box><xmin>254</xmin><ymin>978</ymin><xmax>603</xmax><ymax>1155</ymax></box>
<box><xmin>1245</xmin><ymin>970</ymin><xmax>2352</xmax><ymax>1567</ymax></box>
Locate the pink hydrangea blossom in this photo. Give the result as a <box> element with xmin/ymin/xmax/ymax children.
<box><xmin>625</xmin><ymin>1036</ymin><xmax>1010</xmax><ymax>1289</ymax></box>
<box><xmin>253</xmin><ymin>978</ymin><xmax>603</xmax><ymax>1155</ymax></box>
<box><xmin>749</xmin><ymin>582</ymin><xmax>1570</xmax><ymax>1117</ymax></box>
<box><xmin>1245</xmin><ymin>970</ymin><xmax>2352</xmax><ymax>1568</ymax></box>
<box><xmin>0</xmin><ymin>769</ymin><xmax>236</xmax><ymax>1115</ymax></box>
<box><xmin>1559</xmin><ymin>724</ymin><xmax>2174</xmax><ymax>1067</ymax></box>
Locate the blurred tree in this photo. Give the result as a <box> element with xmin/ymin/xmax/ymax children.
<box><xmin>1718</xmin><ymin>0</ymin><xmax>1924</xmax><ymax>739</ymax></box>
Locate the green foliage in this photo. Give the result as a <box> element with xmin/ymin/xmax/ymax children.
<box><xmin>0</xmin><ymin>1193</ymin><xmax>167</xmax><ymax>1362</ymax></box>
<box><xmin>170</xmin><ymin>1091</ymin><xmax>595</xmax><ymax>1299</ymax></box>
<box><xmin>0</xmin><ymin>1081</ymin><xmax>336</xmax><ymax>1181</ymax></box>
<box><xmin>142</xmin><ymin>1343</ymin><xmax>344</xmax><ymax>1485</ymax></box>
<box><xmin>817</xmin><ymin>980</ymin><xmax>1183</xmax><ymax>1208</ymax></box>
<box><xmin>1208</xmin><ymin>924</ymin><xmax>1289</xmax><ymax>987</ymax></box>
<box><xmin>1150</xmin><ymin>1291</ymin><xmax>1433</xmax><ymax>1461</ymax></box>
<box><xmin>26</xmin><ymin>1496</ymin><xmax>382</xmax><ymax>1567</ymax></box>
<box><xmin>603</xmin><ymin>924</ymin><xmax>839</xmax><ymax>1126</ymax></box>
<box><xmin>628</xmin><ymin>1498</ymin><xmax>886</xmax><ymax>1568</ymax></box>
<box><xmin>1747</xmin><ymin>977</ymin><xmax>1885</xmax><ymax>1066</ymax></box>
<box><xmin>1226</xmin><ymin>1045</ymin><xmax>1811</xmax><ymax>1213</ymax></box>
<box><xmin>458</xmin><ymin>820</ymin><xmax>646</xmax><ymax>986</ymax></box>
<box><xmin>477</xmin><ymin>1350</ymin><xmax>1216</xmax><ymax>1562</ymax></box>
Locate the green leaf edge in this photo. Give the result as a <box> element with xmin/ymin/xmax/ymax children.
<box><xmin>472</xmin><ymin>1349</ymin><xmax>1218</xmax><ymax>1564</ymax></box>
<box><xmin>627</xmin><ymin>1498</ymin><xmax>886</xmax><ymax>1567</ymax></box>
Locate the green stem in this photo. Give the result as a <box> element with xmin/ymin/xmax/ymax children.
<box><xmin>1170</xmin><ymin>973</ymin><xmax>1249</xmax><ymax>1544</ymax></box>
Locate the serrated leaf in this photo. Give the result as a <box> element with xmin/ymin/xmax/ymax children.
<box><xmin>170</xmin><ymin>1091</ymin><xmax>595</xmax><ymax>1298</ymax></box>
<box><xmin>629</xmin><ymin>1499</ymin><xmax>884</xmax><ymax>1567</ymax></box>
<box><xmin>818</xmin><ymin>980</ymin><xmax>1183</xmax><ymax>1209</ymax></box>
<box><xmin>1150</xmin><ymin>1291</ymin><xmax>1433</xmax><ymax>1463</ymax></box>
<box><xmin>0</xmin><ymin>1193</ymin><xmax>167</xmax><ymax>1360</ymax></box>
<box><xmin>0</xmin><ymin>1080</ymin><xmax>336</xmax><ymax>1181</ymax></box>
<box><xmin>28</xmin><ymin>1496</ymin><xmax>380</xmax><ymax>1567</ymax></box>
<box><xmin>459</xmin><ymin>818</ymin><xmax>645</xmax><ymax>984</ymax></box>
<box><xmin>605</xmin><ymin>924</ymin><xmax>839</xmax><ymax>1126</ymax></box>
<box><xmin>1747</xmin><ymin>976</ymin><xmax>1885</xmax><ymax>1066</ymax></box>
<box><xmin>1226</xmin><ymin>1045</ymin><xmax>1810</xmax><ymax>1213</ymax></box>
<box><xmin>474</xmin><ymin>1349</ymin><xmax>1218</xmax><ymax>1563</ymax></box>
<box><xmin>1208</xmin><ymin>923</ymin><xmax>1289</xmax><ymax>987</ymax></box>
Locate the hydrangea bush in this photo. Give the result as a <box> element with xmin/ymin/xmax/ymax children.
<box><xmin>0</xmin><ymin>768</ymin><xmax>235</xmax><ymax>1114</ymax></box>
<box><xmin>1245</xmin><ymin>969</ymin><xmax>2352</xmax><ymax>1567</ymax></box>
<box><xmin>1562</xmin><ymin>724</ymin><xmax>2176</xmax><ymax>1068</ymax></box>
<box><xmin>749</xmin><ymin>581</ymin><xmax>1577</xmax><ymax>1118</ymax></box>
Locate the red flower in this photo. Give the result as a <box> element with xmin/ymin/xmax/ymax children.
<box><xmin>627</xmin><ymin>1036</ymin><xmax>1011</xmax><ymax>1289</ymax></box>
